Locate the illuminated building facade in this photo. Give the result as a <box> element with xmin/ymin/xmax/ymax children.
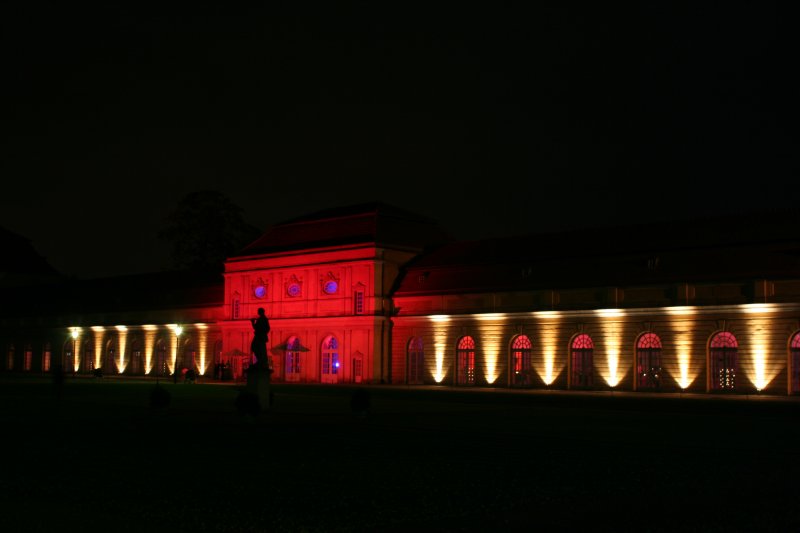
<box><xmin>3</xmin><ymin>203</ymin><xmax>800</xmax><ymax>395</ymax></box>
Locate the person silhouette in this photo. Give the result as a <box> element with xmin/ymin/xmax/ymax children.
<box><xmin>250</xmin><ymin>307</ymin><xmax>270</xmax><ymax>369</ymax></box>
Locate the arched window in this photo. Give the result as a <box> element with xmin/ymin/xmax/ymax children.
<box><xmin>285</xmin><ymin>336</ymin><xmax>302</xmax><ymax>382</ymax></box>
<box><xmin>6</xmin><ymin>343</ymin><xmax>14</xmax><ymax>371</ymax></box>
<box><xmin>181</xmin><ymin>341</ymin><xmax>196</xmax><ymax>373</ymax></box>
<box><xmin>636</xmin><ymin>333</ymin><xmax>662</xmax><ymax>390</ymax></box>
<box><xmin>407</xmin><ymin>337</ymin><xmax>424</xmax><ymax>385</ymax></box>
<box><xmin>154</xmin><ymin>339</ymin><xmax>168</xmax><ymax>377</ymax></box>
<box><xmin>791</xmin><ymin>332</ymin><xmax>800</xmax><ymax>394</ymax></box>
<box><xmin>105</xmin><ymin>340</ymin><xmax>117</xmax><ymax>374</ymax></box>
<box><xmin>321</xmin><ymin>335</ymin><xmax>340</xmax><ymax>384</ymax></box>
<box><xmin>571</xmin><ymin>334</ymin><xmax>594</xmax><ymax>389</ymax></box>
<box><xmin>710</xmin><ymin>332</ymin><xmax>738</xmax><ymax>391</ymax></box>
<box><xmin>129</xmin><ymin>338</ymin><xmax>143</xmax><ymax>375</ymax></box>
<box><xmin>511</xmin><ymin>335</ymin><xmax>532</xmax><ymax>387</ymax></box>
<box><xmin>23</xmin><ymin>343</ymin><xmax>33</xmax><ymax>371</ymax></box>
<box><xmin>456</xmin><ymin>336</ymin><xmax>476</xmax><ymax>386</ymax></box>
<box><xmin>63</xmin><ymin>338</ymin><xmax>74</xmax><ymax>374</ymax></box>
<box><xmin>42</xmin><ymin>342</ymin><xmax>52</xmax><ymax>373</ymax></box>
<box><xmin>82</xmin><ymin>340</ymin><xmax>94</xmax><ymax>373</ymax></box>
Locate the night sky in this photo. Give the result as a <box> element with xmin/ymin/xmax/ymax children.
<box><xmin>1</xmin><ymin>3</ymin><xmax>787</xmax><ymax>279</ymax></box>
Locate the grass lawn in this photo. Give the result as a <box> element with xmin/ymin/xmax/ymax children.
<box><xmin>1</xmin><ymin>376</ymin><xmax>799</xmax><ymax>532</ymax></box>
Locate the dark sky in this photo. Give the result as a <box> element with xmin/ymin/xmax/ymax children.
<box><xmin>1</xmin><ymin>3</ymin><xmax>788</xmax><ymax>279</ymax></box>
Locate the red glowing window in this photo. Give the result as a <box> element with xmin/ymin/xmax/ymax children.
<box><xmin>636</xmin><ymin>333</ymin><xmax>662</xmax><ymax>390</ymax></box>
<box><xmin>571</xmin><ymin>334</ymin><xmax>594</xmax><ymax>388</ymax></box>
<box><xmin>710</xmin><ymin>332</ymin><xmax>738</xmax><ymax>391</ymax></box>
<box><xmin>23</xmin><ymin>344</ymin><xmax>33</xmax><ymax>371</ymax></box>
<box><xmin>456</xmin><ymin>336</ymin><xmax>475</xmax><ymax>385</ymax></box>
<box><xmin>43</xmin><ymin>343</ymin><xmax>51</xmax><ymax>373</ymax></box>
<box><xmin>511</xmin><ymin>335</ymin><xmax>532</xmax><ymax>386</ymax></box>
<box><xmin>791</xmin><ymin>332</ymin><xmax>800</xmax><ymax>393</ymax></box>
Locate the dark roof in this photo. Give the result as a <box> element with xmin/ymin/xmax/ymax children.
<box><xmin>393</xmin><ymin>208</ymin><xmax>800</xmax><ymax>295</ymax></box>
<box><xmin>231</xmin><ymin>202</ymin><xmax>453</xmax><ymax>258</ymax></box>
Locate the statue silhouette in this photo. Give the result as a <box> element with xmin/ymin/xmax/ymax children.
<box><xmin>250</xmin><ymin>307</ymin><xmax>270</xmax><ymax>369</ymax></box>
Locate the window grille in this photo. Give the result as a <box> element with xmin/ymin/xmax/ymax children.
<box><xmin>710</xmin><ymin>332</ymin><xmax>738</xmax><ymax>391</ymax></box>
<box><xmin>636</xmin><ymin>333</ymin><xmax>662</xmax><ymax>390</ymax></box>
<box><xmin>457</xmin><ymin>336</ymin><xmax>476</xmax><ymax>385</ymax></box>
<box><xmin>354</xmin><ymin>291</ymin><xmax>364</xmax><ymax>315</ymax></box>
<box><xmin>571</xmin><ymin>334</ymin><xmax>594</xmax><ymax>388</ymax></box>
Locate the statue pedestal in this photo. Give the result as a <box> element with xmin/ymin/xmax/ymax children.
<box><xmin>245</xmin><ymin>365</ymin><xmax>271</xmax><ymax>411</ymax></box>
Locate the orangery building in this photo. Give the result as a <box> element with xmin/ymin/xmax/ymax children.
<box><xmin>3</xmin><ymin>202</ymin><xmax>800</xmax><ymax>396</ymax></box>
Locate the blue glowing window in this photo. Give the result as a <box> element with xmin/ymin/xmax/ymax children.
<box><xmin>254</xmin><ymin>285</ymin><xmax>266</xmax><ymax>298</ymax></box>
<box><xmin>323</xmin><ymin>280</ymin><xmax>338</xmax><ymax>294</ymax></box>
<box><xmin>287</xmin><ymin>283</ymin><xmax>301</xmax><ymax>297</ymax></box>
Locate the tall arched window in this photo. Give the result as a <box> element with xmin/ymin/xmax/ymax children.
<box><xmin>105</xmin><ymin>340</ymin><xmax>116</xmax><ymax>374</ymax></box>
<box><xmin>285</xmin><ymin>336</ymin><xmax>302</xmax><ymax>382</ymax></box>
<box><xmin>456</xmin><ymin>336</ymin><xmax>475</xmax><ymax>386</ymax></box>
<box><xmin>6</xmin><ymin>344</ymin><xmax>14</xmax><ymax>371</ymax></box>
<box><xmin>407</xmin><ymin>337</ymin><xmax>424</xmax><ymax>385</ymax></box>
<box><xmin>181</xmin><ymin>341</ymin><xmax>196</xmax><ymax>373</ymax></box>
<box><xmin>710</xmin><ymin>331</ymin><xmax>738</xmax><ymax>391</ymax></box>
<box><xmin>42</xmin><ymin>342</ymin><xmax>52</xmax><ymax>373</ymax></box>
<box><xmin>23</xmin><ymin>343</ymin><xmax>33</xmax><ymax>371</ymax></box>
<box><xmin>62</xmin><ymin>339</ymin><xmax>73</xmax><ymax>374</ymax></box>
<box><xmin>154</xmin><ymin>339</ymin><xmax>168</xmax><ymax>377</ymax></box>
<box><xmin>129</xmin><ymin>338</ymin><xmax>142</xmax><ymax>375</ymax></box>
<box><xmin>636</xmin><ymin>333</ymin><xmax>662</xmax><ymax>390</ymax></box>
<box><xmin>82</xmin><ymin>340</ymin><xmax>94</xmax><ymax>373</ymax></box>
<box><xmin>791</xmin><ymin>332</ymin><xmax>800</xmax><ymax>394</ymax></box>
<box><xmin>571</xmin><ymin>334</ymin><xmax>594</xmax><ymax>389</ymax></box>
<box><xmin>510</xmin><ymin>335</ymin><xmax>532</xmax><ymax>387</ymax></box>
<box><xmin>321</xmin><ymin>335</ymin><xmax>340</xmax><ymax>384</ymax></box>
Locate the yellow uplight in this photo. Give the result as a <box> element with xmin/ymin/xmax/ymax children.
<box><xmin>478</xmin><ymin>317</ymin><xmax>507</xmax><ymax>384</ymax></box>
<box><xmin>594</xmin><ymin>308</ymin><xmax>625</xmax><ymax>318</ymax></box>
<box><xmin>744</xmin><ymin>318</ymin><xmax>779</xmax><ymax>390</ymax></box>
<box><xmin>198</xmin><ymin>329</ymin><xmax>208</xmax><ymax>375</ymax></box>
<box><xmin>741</xmin><ymin>303</ymin><xmax>778</xmax><ymax>314</ymax></box>
<box><xmin>665</xmin><ymin>306</ymin><xmax>697</xmax><ymax>316</ymax></box>
<box><xmin>142</xmin><ymin>325</ymin><xmax>157</xmax><ymax>374</ymax></box>
<box><xmin>93</xmin><ymin>329</ymin><xmax>104</xmax><ymax>369</ymax></box>
<box><xmin>598</xmin><ymin>319</ymin><xmax>625</xmax><ymax>387</ymax></box>
<box><xmin>428</xmin><ymin>315</ymin><xmax>451</xmax><ymax>382</ymax></box>
<box><xmin>668</xmin><ymin>323</ymin><xmax>699</xmax><ymax>389</ymax></box>
<box><xmin>116</xmin><ymin>327</ymin><xmax>128</xmax><ymax>374</ymax></box>
<box><xmin>536</xmin><ymin>318</ymin><xmax>561</xmax><ymax>385</ymax></box>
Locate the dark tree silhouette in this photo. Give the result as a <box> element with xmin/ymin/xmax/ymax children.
<box><xmin>158</xmin><ymin>190</ymin><xmax>261</xmax><ymax>272</ymax></box>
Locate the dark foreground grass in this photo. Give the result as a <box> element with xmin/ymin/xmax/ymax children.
<box><xmin>1</xmin><ymin>376</ymin><xmax>799</xmax><ymax>532</ymax></box>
